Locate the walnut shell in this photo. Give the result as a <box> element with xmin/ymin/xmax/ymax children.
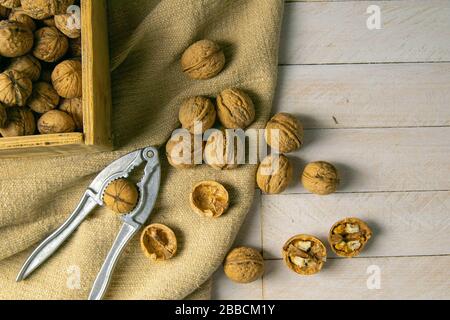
<box><xmin>179</xmin><ymin>96</ymin><xmax>216</xmax><ymax>134</ymax></box>
<box><xmin>42</xmin><ymin>17</ymin><xmax>56</xmax><ymax>27</ymax></box>
<box><xmin>282</xmin><ymin>235</ymin><xmax>327</xmax><ymax>276</ymax></box>
<box><xmin>190</xmin><ymin>180</ymin><xmax>229</xmax><ymax>218</ymax></box>
<box><xmin>0</xmin><ymin>20</ymin><xmax>34</xmax><ymax>57</ymax></box>
<box><xmin>33</xmin><ymin>27</ymin><xmax>69</xmax><ymax>62</ymax></box>
<box><xmin>329</xmin><ymin>218</ymin><xmax>372</xmax><ymax>258</ymax></box>
<box><xmin>7</xmin><ymin>54</ymin><xmax>41</xmax><ymax>82</ymax></box>
<box><xmin>37</xmin><ymin>109</ymin><xmax>75</xmax><ymax>134</ymax></box>
<box><xmin>69</xmin><ymin>36</ymin><xmax>81</xmax><ymax>57</ymax></box>
<box><xmin>265</xmin><ymin>113</ymin><xmax>304</xmax><ymax>154</ymax></box>
<box><xmin>55</xmin><ymin>13</ymin><xmax>80</xmax><ymax>39</ymax></box>
<box><xmin>51</xmin><ymin>59</ymin><xmax>82</xmax><ymax>98</ymax></box>
<box><xmin>140</xmin><ymin>224</ymin><xmax>177</xmax><ymax>262</ymax></box>
<box><xmin>103</xmin><ymin>178</ymin><xmax>139</xmax><ymax>214</ymax></box>
<box><xmin>302</xmin><ymin>161</ymin><xmax>340</xmax><ymax>195</ymax></box>
<box><xmin>224</xmin><ymin>247</ymin><xmax>264</xmax><ymax>284</ymax></box>
<box><xmin>256</xmin><ymin>154</ymin><xmax>293</xmax><ymax>194</ymax></box>
<box><xmin>21</xmin><ymin>0</ymin><xmax>75</xmax><ymax>20</ymax></box>
<box><xmin>181</xmin><ymin>39</ymin><xmax>225</xmax><ymax>80</ymax></box>
<box><xmin>204</xmin><ymin>129</ymin><xmax>242</xmax><ymax>170</ymax></box>
<box><xmin>59</xmin><ymin>97</ymin><xmax>82</xmax><ymax>130</ymax></box>
<box><xmin>0</xmin><ymin>102</ymin><xmax>7</xmax><ymax>128</ymax></box>
<box><xmin>0</xmin><ymin>0</ymin><xmax>20</xmax><ymax>9</ymax></box>
<box><xmin>9</xmin><ymin>8</ymin><xmax>36</xmax><ymax>31</ymax></box>
<box><xmin>0</xmin><ymin>107</ymin><xmax>35</xmax><ymax>137</ymax></box>
<box><xmin>217</xmin><ymin>88</ymin><xmax>255</xmax><ymax>129</ymax></box>
<box><xmin>166</xmin><ymin>132</ymin><xmax>203</xmax><ymax>169</ymax></box>
<box><xmin>0</xmin><ymin>70</ymin><xmax>33</xmax><ymax>107</ymax></box>
<box><xmin>28</xmin><ymin>82</ymin><xmax>60</xmax><ymax>114</ymax></box>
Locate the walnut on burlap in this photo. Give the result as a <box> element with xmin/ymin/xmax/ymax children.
<box><xmin>0</xmin><ymin>0</ymin><xmax>284</xmax><ymax>300</ymax></box>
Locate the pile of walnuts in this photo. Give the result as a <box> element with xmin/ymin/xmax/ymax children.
<box><xmin>0</xmin><ymin>0</ymin><xmax>82</xmax><ymax>138</ymax></box>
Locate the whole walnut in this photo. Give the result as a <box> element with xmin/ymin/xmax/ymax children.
<box><xmin>21</xmin><ymin>0</ymin><xmax>75</xmax><ymax>20</ymax></box>
<box><xmin>0</xmin><ymin>102</ymin><xmax>6</xmax><ymax>128</ymax></box>
<box><xmin>33</xmin><ymin>27</ymin><xmax>69</xmax><ymax>62</ymax></box>
<box><xmin>204</xmin><ymin>129</ymin><xmax>243</xmax><ymax>170</ymax></box>
<box><xmin>0</xmin><ymin>0</ymin><xmax>20</xmax><ymax>9</ymax></box>
<box><xmin>224</xmin><ymin>247</ymin><xmax>264</xmax><ymax>284</ymax></box>
<box><xmin>51</xmin><ymin>60</ymin><xmax>82</xmax><ymax>98</ymax></box>
<box><xmin>103</xmin><ymin>178</ymin><xmax>139</xmax><ymax>214</ymax></box>
<box><xmin>38</xmin><ymin>109</ymin><xmax>76</xmax><ymax>134</ymax></box>
<box><xmin>265</xmin><ymin>113</ymin><xmax>304</xmax><ymax>154</ymax></box>
<box><xmin>28</xmin><ymin>82</ymin><xmax>60</xmax><ymax>114</ymax></box>
<box><xmin>59</xmin><ymin>97</ymin><xmax>82</xmax><ymax>130</ymax></box>
<box><xmin>9</xmin><ymin>8</ymin><xmax>36</xmax><ymax>31</ymax></box>
<box><xmin>181</xmin><ymin>39</ymin><xmax>225</xmax><ymax>80</ymax></box>
<box><xmin>302</xmin><ymin>161</ymin><xmax>340</xmax><ymax>195</ymax></box>
<box><xmin>217</xmin><ymin>88</ymin><xmax>255</xmax><ymax>129</ymax></box>
<box><xmin>7</xmin><ymin>54</ymin><xmax>41</xmax><ymax>82</ymax></box>
<box><xmin>0</xmin><ymin>107</ymin><xmax>35</xmax><ymax>137</ymax></box>
<box><xmin>55</xmin><ymin>13</ymin><xmax>81</xmax><ymax>39</ymax></box>
<box><xmin>69</xmin><ymin>37</ymin><xmax>81</xmax><ymax>57</ymax></box>
<box><xmin>257</xmin><ymin>154</ymin><xmax>293</xmax><ymax>194</ymax></box>
<box><xmin>0</xmin><ymin>20</ymin><xmax>34</xmax><ymax>58</ymax></box>
<box><xmin>179</xmin><ymin>96</ymin><xmax>216</xmax><ymax>134</ymax></box>
<box><xmin>166</xmin><ymin>133</ymin><xmax>203</xmax><ymax>169</ymax></box>
<box><xmin>0</xmin><ymin>70</ymin><xmax>33</xmax><ymax>107</ymax></box>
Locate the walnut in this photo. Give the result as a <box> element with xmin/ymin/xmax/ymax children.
<box><xmin>265</xmin><ymin>113</ymin><xmax>304</xmax><ymax>154</ymax></box>
<box><xmin>42</xmin><ymin>17</ymin><xmax>56</xmax><ymax>27</ymax></box>
<box><xmin>179</xmin><ymin>96</ymin><xmax>216</xmax><ymax>134</ymax></box>
<box><xmin>329</xmin><ymin>218</ymin><xmax>372</xmax><ymax>258</ymax></box>
<box><xmin>0</xmin><ymin>20</ymin><xmax>34</xmax><ymax>58</ymax></box>
<box><xmin>190</xmin><ymin>180</ymin><xmax>229</xmax><ymax>218</ymax></box>
<box><xmin>217</xmin><ymin>88</ymin><xmax>255</xmax><ymax>129</ymax></box>
<box><xmin>51</xmin><ymin>59</ymin><xmax>82</xmax><ymax>98</ymax></box>
<box><xmin>33</xmin><ymin>27</ymin><xmax>69</xmax><ymax>62</ymax></box>
<box><xmin>166</xmin><ymin>132</ymin><xmax>203</xmax><ymax>169</ymax></box>
<box><xmin>0</xmin><ymin>102</ymin><xmax>6</xmax><ymax>128</ymax></box>
<box><xmin>9</xmin><ymin>8</ymin><xmax>36</xmax><ymax>31</ymax></box>
<box><xmin>204</xmin><ymin>129</ymin><xmax>242</xmax><ymax>170</ymax></box>
<box><xmin>302</xmin><ymin>161</ymin><xmax>340</xmax><ymax>195</ymax></box>
<box><xmin>0</xmin><ymin>107</ymin><xmax>35</xmax><ymax>137</ymax></box>
<box><xmin>37</xmin><ymin>109</ymin><xmax>75</xmax><ymax>134</ymax></box>
<box><xmin>55</xmin><ymin>13</ymin><xmax>80</xmax><ymax>39</ymax></box>
<box><xmin>282</xmin><ymin>235</ymin><xmax>327</xmax><ymax>276</ymax></box>
<box><xmin>0</xmin><ymin>0</ymin><xmax>20</xmax><ymax>9</ymax></box>
<box><xmin>59</xmin><ymin>97</ymin><xmax>82</xmax><ymax>130</ymax></box>
<box><xmin>181</xmin><ymin>39</ymin><xmax>225</xmax><ymax>80</ymax></box>
<box><xmin>7</xmin><ymin>54</ymin><xmax>41</xmax><ymax>82</ymax></box>
<box><xmin>102</xmin><ymin>178</ymin><xmax>139</xmax><ymax>214</ymax></box>
<box><xmin>0</xmin><ymin>70</ymin><xmax>33</xmax><ymax>107</ymax></box>
<box><xmin>69</xmin><ymin>36</ymin><xmax>81</xmax><ymax>57</ymax></box>
<box><xmin>21</xmin><ymin>0</ymin><xmax>75</xmax><ymax>20</ymax></box>
<box><xmin>28</xmin><ymin>82</ymin><xmax>60</xmax><ymax>114</ymax></box>
<box><xmin>140</xmin><ymin>224</ymin><xmax>177</xmax><ymax>262</ymax></box>
<box><xmin>256</xmin><ymin>154</ymin><xmax>293</xmax><ymax>194</ymax></box>
<box><xmin>224</xmin><ymin>247</ymin><xmax>264</xmax><ymax>284</ymax></box>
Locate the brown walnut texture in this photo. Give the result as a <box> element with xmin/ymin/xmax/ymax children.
<box><xmin>103</xmin><ymin>179</ymin><xmax>139</xmax><ymax>214</ymax></box>
<box><xmin>179</xmin><ymin>96</ymin><xmax>216</xmax><ymax>134</ymax></box>
<box><xmin>0</xmin><ymin>107</ymin><xmax>35</xmax><ymax>137</ymax></box>
<box><xmin>55</xmin><ymin>13</ymin><xmax>81</xmax><ymax>38</ymax></box>
<box><xmin>28</xmin><ymin>82</ymin><xmax>60</xmax><ymax>114</ymax></box>
<box><xmin>0</xmin><ymin>20</ymin><xmax>34</xmax><ymax>57</ymax></box>
<box><xmin>166</xmin><ymin>133</ymin><xmax>203</xmax><ymax>169</ymax></box>
<box><xmin>204</xmin><ymin>129</ymin><xmax>242</xmax><ymax>170</ymax></box>
<box><xmin>181</xmin><ymin>39</ymin><xmax>225</xmax><ymax>80</ymax></box>
<box><xmin>21</xmin><ymin>0</ymin><xmax>75</xmax><ymax>20</ymax></box>
<box><xmin>217</xmin><ymin>88</ymin><xmax>255</xmax><ymax>129</ymax></box>
<box><xmin>265</xmin><ymin>113</ymin><xmax>303</xmax><ymax>154</ymax></box>
<box><xmin>9</xmin><ymin>8</ymin><xmax>36</xmax><ymax>31</ymax></box>
<box><xmin>257</xmin><ymin>154</ymin><xmax>293</xmax><ymax>194</ymax></box>
<box><xmin>190</xmin><ymin>180</ymin><xmax>229</xmax><ymax>218</ymax></box>
<box><xmin>0</xmin><ymin>0</ymin><xmax>20</xmax><ymax>10</ymax></box>
<box><xmin>37</xmin><ymin>109</ymin><xmax>75</xmax><ymax>134</ymax></box>
<box><xmin>302</xmin><ymin>161</ymin><xmax>340</xmax><ymax>195</ymax></box>
<box><xmin>0</xmin><ymin>70</ymin><xmax>33</xmax><ymax>107</ymax></box>
<box><xmin>52</xmin><ymin>59</ymin><xmax>82</xmax><ymax>98</ymax></box>
<box><xmin>7</xmin><ymin>54</ymin><xmax>41</xmax><ymax>82</ymax></box>
<box><xmin>140</xmin><ymin>224</ymin><xmax>177</xmax><ymax>262</ymax></box>
<box><xmin>329</xmin><ymin>218</ymin><xmax>372</xmax><ymax>258</ymax></box>
<box><xmin>282</xmin><ymin>235</ymin><xmax>327</xmax><ymax>276</ymax></box>
<box><xmin>59</xmin><ymin>97</ymin><xmax>83</xmax><ymax>130</ymax></box>
<box><xmin>33</xmin><ymin>27</ymin><xmax>68</xmax><ymax>62</ymax></box>
<box><xmin>224</xmin><ymin>247</ymin><xmax>264</xmax><ymax>283</ymax></box>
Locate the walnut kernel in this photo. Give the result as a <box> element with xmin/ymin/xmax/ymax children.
<box><xmin>0</xmin><ymin>107</ymin><xmax>35</xmax><ymax>137</ymax></box>
<box><xmin>7</xmin><ymin>54</ymin><xmax>41</xmax><ymax>82</ymax></box>
<box><xmin>33</xmin><ymin>27</ymin><xmax>68</xmax><ymax>62</ymax></box>
<box><xmin>52</xmin><ymin>59</ymin><xmax>82</xmax><ymax>98</ymax></box>
<box><xmin>28</xmin><ymin>82</ymin><xmax>60</xmax><ymax>114</ymax></box>
<box><xmin>181</xmin><ymin>39</ymin><xmax>225</xmax><ymax>80</ymax></box>
<box><xmin>329</xmin><ymin>218</ymin><xmax>372</xmax><ymax>258</ymax></box>
<box><xmin>59</xmin><ymin>97</ymin><xmax>82</xmax><ymax>130</ymax></box>
<box><xmin>190</xmin><ymin>180</ymin><xmax>229</xmax><ymax>218</ymax></box>
<box><xmin>0</xmin><ymin>70</ymin><xmax>33</xmax><ymax>107</ymax></box>
<box><xmin>265</xmin><ymin>113</ymin><xmax>303</xmax><ymax>153</ymax></box>
<box><xmin>302</xmin><ymin>161</ymin><xmax>340</xmax><ymax>195</ymax></box>
<box><xmin>140</xmin><ymin>224</ymin><xmax>177</xmax><ymax>262</ymax></box>
<box><xmin>256</xmin><ymin>154</ymin><xmax>293</xmax><ymax>194</ymax></box>
<box><xmin>224</xmin><ymin>247</ymin><xmax>264</xmax><ymax>284</ymax></box>
<box><xmin>103</xmin><ymin>178</ymin><xmax>139</xmax><ymax>214</ymax></box>
<box><xmin>0</xmin><ymin>20</ymin><xmax>34</xmax><ymax>57</ymax></box>
<box><xmin>217</xmin><ymin>88</ymin><xmax>255</xmax><ymax>129</ymax></box>
<box><xmin>179</xmin><ymin>96</ymin><xmax>216</xmax><ymax>134</ymax></box>
<box><xmin>282</xmin><ymin>235</ymin><xmax>327</xmax><ymax>276</ymax></box>
<box><xmin>37</xmin><ymin>109</ymin><xmax>75</xmax><ymax>134</ymax></box>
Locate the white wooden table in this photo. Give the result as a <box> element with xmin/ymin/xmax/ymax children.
<box><xmin>213</xmin><ymin>0</ymin><xmax>450</xmax><ymax>300</ymax></box>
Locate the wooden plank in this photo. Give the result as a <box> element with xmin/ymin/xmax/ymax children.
<box><xmin>274</xmin><ymin>63</ymin><xmax>450</xmax><ymax>128</ymax></box>
<box><xmin>280</xmin><ymin>0</ymin><xmax>450</xmax><ymax>64</ymax></box>
<box><xmin>280</xmin><ymin>127</ymin><xmax>450</xmax><ymax>193</ymax></box>
<box><xmin>262</xmin><ymin>191</ymin><xmax>450</xmax><ymax>259</ymax></box>
<box><xmin>263</xmin><ymin>256</ymin><xmax>450</xmax><ymax>300</ymax></box>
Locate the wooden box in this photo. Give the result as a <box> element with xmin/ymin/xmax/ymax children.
<box><xmin>0</xmin><ymin>0</ymin><xmax>112</xmax><ymax>158</ymax></box>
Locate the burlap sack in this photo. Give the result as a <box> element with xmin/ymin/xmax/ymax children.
<box><xmin>0</xmin><ymin>0</ymin><xmax>284</xmax><ymax>300</ymax></box>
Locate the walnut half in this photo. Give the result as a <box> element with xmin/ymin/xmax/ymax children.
<box><xmin>329</xmin><ymin>217</ymin><xmax>372</xmax><ymax>258</ymax></box>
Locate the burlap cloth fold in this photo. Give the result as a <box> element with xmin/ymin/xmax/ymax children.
<box><xmin>0</xmin><ymin>0</ymin><xmax>284</xmax><ymax>300</ymax></box>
